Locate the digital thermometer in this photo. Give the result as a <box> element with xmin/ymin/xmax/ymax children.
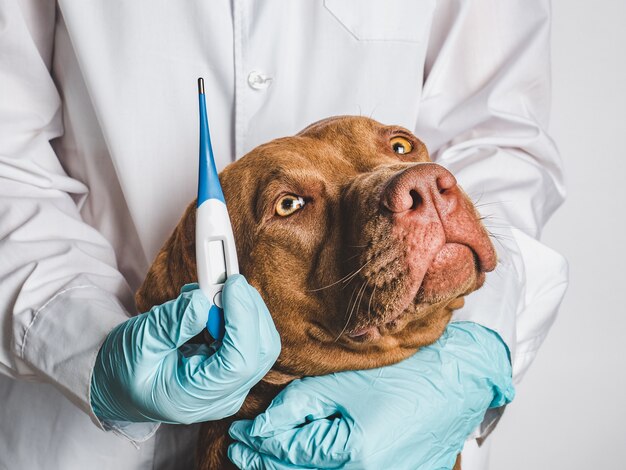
<box><xmin>196</xmin><ymin>77</ymin><xmax>239</xmax><ymax>341</ymax></box>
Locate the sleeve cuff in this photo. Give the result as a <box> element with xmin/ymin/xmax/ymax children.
<box><xmin>508</xmin><ymin>228</ymin><xmax>569</xmax><ymax>383</ymax></box>
<box><xmin>13</xmin><ymin>281</ymin><xmax>159</xmax><ymax>443</ymax></box>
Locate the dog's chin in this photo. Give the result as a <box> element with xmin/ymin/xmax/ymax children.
<box><xmin>418</xmin><ymin>243</ymin><xmax>484</xmax><ymax>303</ymax></box>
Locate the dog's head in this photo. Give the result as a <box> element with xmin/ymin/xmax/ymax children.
<box><xmin>137</xmin><ymin>116</ymin><xmax>496</xmax><ymax>381</ymax></box>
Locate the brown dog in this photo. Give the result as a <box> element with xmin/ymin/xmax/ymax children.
<box><xmin>136</xmin><ymin>116</ymin><xmax>496</xmax><ymax>469</ymax></box>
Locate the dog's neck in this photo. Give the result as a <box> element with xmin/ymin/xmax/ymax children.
<box><xmin>263</xmin><ymin>369</ymin><xmax>299</xmax><ymax>385</ymax></box>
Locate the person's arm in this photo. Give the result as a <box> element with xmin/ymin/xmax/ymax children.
<box><xmin>0</xmin><ymin>0</ymin><xmax>142</xmax><ymax>430</ymax></box>
<box><xmin>417</xmin><ymin>0</ymin><xmax>568</xmax><ymax>437</ymax></box>
<box><xmin>0</xmin><ymin>0</ymin><xmax>282</xmax><ymax>444</ymax></box>
<box><xmin>226</xmin><ymin>2</ymin><xmax>568</xmax><ymax>467</ymax></box>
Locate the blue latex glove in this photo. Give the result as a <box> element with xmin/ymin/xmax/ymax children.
<box><xmin>90</xmin><ymin>274</ymin><xmax>280</xmax><ymax>424</ymax></box>
<box><xmin>228</xmin><ymin>322</ymin><xmax>514</xmax><ymax>469</ymax></box>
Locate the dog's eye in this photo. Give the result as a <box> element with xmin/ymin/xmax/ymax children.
<box><xmin>390</xmin><ymin>136</ymin><xmax>413</xmax><ymax>155</ymax></box>
<box><xmin>275</xmin><ymin>194</ymin><xmax>306</xmax><ymax>217</ymax></box>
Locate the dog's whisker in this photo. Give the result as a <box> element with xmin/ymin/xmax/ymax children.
<box><xmin>354</xmin><ymin>278</ymin><xmax>369</xmax><ymax>321</ymax></box>
<box><xmin>308</xmin><ymin>258</ymin><xmax>372</xmax><ymax>292</ymax></box>
<box><xmin>339</xmin><ymin>258</ymin><xmax>373</xmax><ymax>289</ymax></box>
<box><xmin>467</xmin><ymin>190</ymin><xmax>512</xmax><ymax>205</ymax></box>
<box><xmin>481</xmin><ymin>213</ymin><xmax>509</xmax><ymax>221</ymax></box>
<box><xmin>480</xmin><ymin>217</ymin><xmax>514</xmax><ymax>230</ymax></box>
<box><xmin>343</xmin><ymin>284</ymin><xmax>360</xmax><ymax>320</ymax></box>
<box><xmin>345</xmin><ymin>252</ymin><xmax>363</xmax><ymax>262</ymax></box>
<box><xmin>493</xmin><ymin>265</ymin><xmax>506</xmax><ymax>280</ymax></box>
<box><xmin>467</xmin><ymin>190</ymin><xmax>486</xmax><ymax>205</ymax></box>
<box><xmin>478</xmin><ymin>213</ymin><xmax>511</xmax><ymax>223</ymax></box>
<box><xmin>486</xmin><ymin>232</ymin><xmax>511</xmax><ymax>252</ymax></box>
<box><xmin>367</xmin><ymin>274</ymin><xmax>380</xmax><ymax>319</ymax></box>
<box><xmin>483</xmin><ymin>224</ymin><xmax>516</xmax><ymax>230</ymax></box>
<box><xmin>368</xmin><ymin>104</ymin><xmax>379</xmax><ymax>120</ymax></box>
<box><xmin>477</xmin><ymin>212</ymin><xmax>496</xmax><ymax>221</ymax></box>
<box><xmin>474</xmin><ymin>201</ymin><xmax>508</xmax><ymax>208</ymax></box>
<box><xmin>334</xmin><ymin>282</ymin><xmax>366</xmax><ymax>342</ymax></box>
<box><xmin>487</xmin><ymin>230</ymin><xmax>514</xmax><ymax>241</ymax></box>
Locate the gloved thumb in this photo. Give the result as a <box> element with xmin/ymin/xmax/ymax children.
<box><xmin>228</xmin><ymin>440</ymin><xmax>308</xmax><ymax>470</ymax></box>
<box><xmin>246</xmin><ymin>380</ymin><xmax>341</xmax><ymax>438</ymax></box>
<box><xmin>140</xmin><ymin>285</ymin><xmax>211</xmax><ymax>357</ymax></box>
<box><xmin>229</xmin><ymin>399</ymin><xmax>353</xmax><ymax>467</ymax></box>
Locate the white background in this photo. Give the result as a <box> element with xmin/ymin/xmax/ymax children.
<box><xmin>490</xmin><ymin>1</ymin><xmax>626</xmax><ymax>468</ymax></box>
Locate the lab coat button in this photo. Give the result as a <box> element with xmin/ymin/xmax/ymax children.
<box><xmin>247</xmin><ymin>71</ymin><xmax>273</xmax><ymax>90</ymax></box>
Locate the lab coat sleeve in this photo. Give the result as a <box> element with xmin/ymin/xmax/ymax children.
<box><xmin>416</xmin><ymin>0</ymin><xmax>569</xmax><ymax>438</ymax></box>
<box><xmin>0</xmin><ymin>0</ymin><xmax>157</xmax><ymax>442</ymax></box>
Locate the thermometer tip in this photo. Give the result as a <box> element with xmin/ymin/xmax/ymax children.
<box><xmin>198</xmin><ymin>77</ymin><xmax>205</xmax><ymax>95</ymax></box>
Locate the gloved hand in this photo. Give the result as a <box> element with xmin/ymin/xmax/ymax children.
<box><xmin>90</xmin><ymin>274</ymin><xmax>280</xmax><ymax>424</ymax></box>
<box><xmin>228</xmin><ymin>322</ymin><xmax>514</xmax><ymax>469</ymax></box>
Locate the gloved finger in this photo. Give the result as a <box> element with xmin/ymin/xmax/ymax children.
<box><xmin>248</xmin><ymin>284</ymin><xmax>281</xmax><ymax>368</ymax></box>
<box><xmin>180</xmin><ymin>282</ymin><xmax>200</xmax><ymax>293</ymax></box>
<box><xmin>229</xmin><ymin>415</ymin><xmax>352</xmax><ymax>468</ymax></box>
<box><xmin>489</xmin><ymin>379</ymin><xmax>515</xmax><ymax>408</ymax></box>
<box><xmin>218</xmin><ymin>275</ymin><xmax>279</xmax><ymax>374</ymax></box>
<box><xmin>246</xmin><ymin>383</ymin><xmax>340</xmax><ymax>438</ymax></box>
<box><xmin>228</xmin><ymin>442</ymin><xmax>317</xmax><ymax>470</ymax></box>
<box><xmin>188</xmin><ymin>275</ymin><xmax>270</xmax><ymax>391</ymax></box>
<box><xmin>140</xmin><ymin>288</ymin><xmax>211</xmax><ymax>358</ymax></box>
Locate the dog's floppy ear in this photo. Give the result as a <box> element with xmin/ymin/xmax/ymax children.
<box><xmin>135</xmin><ymin>200</ymin><xmax>198</xmax><ymax>313</ymax></box>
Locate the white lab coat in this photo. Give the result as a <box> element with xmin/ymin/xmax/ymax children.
<box><xmin>0</xmin><ymin>0</ymin><xmax>568</xmax><ymax>468</ymax></box>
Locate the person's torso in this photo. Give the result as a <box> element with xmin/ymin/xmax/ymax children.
<box><xmin>51</xmin><ymin>0</ymin><xmax>437</xmax><ymax>293</ymax></box>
